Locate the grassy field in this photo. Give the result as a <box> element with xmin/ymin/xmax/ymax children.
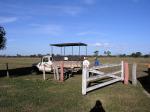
<box><xmin>0</xmin><ymin>57</ymin><xmax>150</xmax><ymax>112</ymax></box>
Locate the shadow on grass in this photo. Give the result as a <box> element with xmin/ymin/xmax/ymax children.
<box><xmin>0</xmin><ymin>67</ymin><xmax>38</xmax><ymax>77</ymax></box>
<box><xmin>90</xmin><ymin>100</ymin><xmax>105</xmax><ymax>112</ymax></box>
<box><xmin>138</xmin><ymin>68</ymin><xmax>150</xmax><ymax>93</ymax></box>
<box><xmin>88</xmin><ymin>77</ymin><xmax>113</xmax><ymax>87</ymax></box>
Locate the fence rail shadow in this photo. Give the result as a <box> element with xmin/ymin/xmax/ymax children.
<box><xmin>138</xmin><ymin>68</ymin><xmax>150</xmax><ymax>93</ymax></box>
<box><xmin>0</xmin><ymin>67</ymin><xmax>34</xmax><ymax>77</ymax></box>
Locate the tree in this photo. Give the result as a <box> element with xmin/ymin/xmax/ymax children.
<box><xmin>0</xmin><ymin>26</ymin><xmax>6</xmax><ymax>50</ymax></box>
<box><xmin>38</xmin><ymin>54</ymin><xmax>42</xmax><ymax>57</ymax></box>
<box><xmin>130</xmin><ymin>52</ymin><xmax>142</xmax><ymax>57</ymax></box>
<box><xmin>143</xmin><ymin>54</ymin><xmax>150</xmax><ymax>58</ymax></box>
<box><xmin>16</xmin><ymin>54</ymin><xmax>22</xmax><ymax>57</ymax></box>
<box><xmin>104</xmin><ymin>51</ymin><xmax>107</xmax><ymax>55</ymax></box>
<box><xmin>94</xmin><ymin>50</ymin><xmax>99</xmax><ymax>57</ymax></box>
<box><xmin>119</xmin><ymin>54</ymin><xmax>126</xmax><ymax>57</ymax></box>
<box><xmin>136</xmin><ymin>52</ymin><xmax>142</xmax><ymax>57</ymax></box>
<box><xmin>104</xmin><ymin>50</ymin><xmax>111</xmax><ymax>56</ymax></box>
<box><xmin>107</xmin><ymin>51</ymin><xmax>111</xmax><ymax>56</ymax></box>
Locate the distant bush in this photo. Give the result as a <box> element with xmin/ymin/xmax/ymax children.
<box><xmin>130</xmin><ymin>52</ymin><xmax>142</xmax><ymax>57</ymax></box>
<box><xmin>143</xmin><ymin>54</ymin><xmax>150</xmax><ymax>58</ymax></box>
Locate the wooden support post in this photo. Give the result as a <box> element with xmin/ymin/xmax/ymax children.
<box><xmin>43</xmin><ymin>65</ymin><xmax>46</xmax><ymax>80</ymax></box>
<box><xmin>64</xmin><ymin>47</ymin><xmax>65</xmax><ymax>56</ymax></box>
<box><xmin>53</xmin><ymin>67</ymin><xmax>56</xmax><ymax>80</ymax></box>
<box><xmin>86</xmin><ymin>46</ymin><xmax>87</xmax><ymax>56</ymax></box>
<box><xmin>124</xmin><ymin>62</ymin><xmax>129</xmax><ymax>84</ymax></box>
<box><xmin>51</xmin><ymin>46</ymin><xmax>53</xmax><ymax>55</ymax></box>
<box><xmin>60</xmin><ymin>61</ymin><xmax>64</xmax><ymax>82</ymax></box>
<box><xmin>56</xmin><ymin>67</ymin><xmax>59</xmax><ymax>80</ymax></box>
<box><xmin>72</xmin><ymin>46</ymin><xmax>73</xmax><ymax>55</ymax></box>
<box><xmin>53</xmin><ymin>65</ymin><xmax>57</xmax><ymax>80</ymax></box>
<box><xmin>6</xmin><ymin>63</ymin><xmax>9</xmax><ymax>77</ymax></box>
<box><xmin>79</xmin><ymin>46</ymin><xmax>80</xmax><ymax>55</ymax></box>
<box><xmin>60</xmin><ymin>47</ymin><xmax>62</xmax><ymax>55</ymax></box>
<box><xmin>41</xmin><ymin>57</ymin><xmax>42</xmax><ymax>62</ymax></box>
<box><xmin>132</xmin><ymin>63</ymin><xmax>137</xmax><ymax>86</ymax></box>
<box><xmin>82</xmin><ymin>65</ymin><xmax>87</xmax><ymax>95</ymax></box>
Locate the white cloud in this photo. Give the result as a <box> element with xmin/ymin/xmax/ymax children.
<box><xmin>8</xmin><ymin>23</ymin><xmax>63</xmax><ymax>36</ymax></box>
<box><xmin>29</xmin><ymin>24</ymin><xmax>63</xmax><ymax>36</ymax></box>
<box><xmin>77</xmin><ymin>31</ymin><xmax>106</xmax><ymax>36</ymax></box>
<box><xmin>62</xmin><ymin>6</ymin><xmax>83</xmax><ymax>16</ymax></box>
<box><xmin>41</xmin><ymin>5</ymin><xmax>83</xmax><ymax>16</ymax></box>
<box><xmin>8</xmin><ymin>39</ymin><xmax>16</xmax><ymax>42</ymax></box>
<box><xmin>95</xmin><ymin>43</ymin><xmax>102</xmax><ymax>47</ymax></box>
<box><xmin>0</xmin><ymin>1</ymin><xmax>83</xmax><ymax>17</ymax></box>
<box><xmin>91</xmin><ymin>42</ymin><xmax>111</xmax><ymax>48</ymax></box>
<box><xmin>0</xmin><ymin>17</ymin><xmax>17</xmax><ymax>24</ymax></box>
<box><xmin>77</xmin><ymin>31</ymin><xmax>93</xmax><ymax>36</ymax></box>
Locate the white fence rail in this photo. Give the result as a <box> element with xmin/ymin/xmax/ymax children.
<box><xmin>82</xmin><ymin>61</ymin><xmax>124</xmax><ymax>95</ymax></box>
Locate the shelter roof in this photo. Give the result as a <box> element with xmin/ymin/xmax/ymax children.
<box><xmin>50</xmin><ymin>42</ymin><xmax>87</xmax><ymax>47</ymax></box>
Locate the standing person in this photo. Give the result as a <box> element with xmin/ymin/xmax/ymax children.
<box><xmin>83</xmin><ymin>57</ymin><xmax>90</xmax><ymax>68</ymax></box>
<box><xmin>94</xmin><ymin>57</ymin><xmax>100</xmax><ymax>66</ymax></box>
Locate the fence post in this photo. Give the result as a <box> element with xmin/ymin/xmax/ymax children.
<box><xmin>6</xmin><ymin>63</ymin><xmax>9</xmax><ymax>78</ymax></box>
<box><xmin>121</xmin><ymin>61</ymin><xmax>124</xmax><ymax>81</ymax></box>
<box><xmin>43</xmin><ymin>64</ymin><xmax>46</xmax><ymax>80</ymax></box>
<box><xmin>132</xmin><ymin>63</ymin><xmax>137</xmax><ymax>86</ymax></box>
<box><xmin>124</xmin><ymin>62</ymin><xmax>129</xmax><ymax>84</ymax></box>
<box><xmin>60</xmin><ymin>61</ymin><xmax>64</xmax><ymax>82</ymax></box>
<box><xmin>82</xmin><ymin>65</ymin><xmax>87</xmax><ymax>95</ymax></box>
<box><xmin>53</xmin><ymin>66</ymin><xmax>56</xmax><ymax>80</ymax></box>
<box><xmin>56</xmin><ymin>66</ymin><xmax>59</xmax><ymax>80</ymax></box>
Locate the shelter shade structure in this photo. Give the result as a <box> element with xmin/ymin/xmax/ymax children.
<box><xmin>50</xmin><ymin>42</ymin><xmax>87</xmax><ymax>56</ymax></box>
<box><xmin>72</xmin><ymin>46</ymin><xmax>73</xmax><ymax>55</ymax></box>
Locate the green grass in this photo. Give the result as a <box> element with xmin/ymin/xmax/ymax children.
<box><xmin>0</xmin><ymin>57</ymin><xmax>150</xmax><ymax>112</ymax></box>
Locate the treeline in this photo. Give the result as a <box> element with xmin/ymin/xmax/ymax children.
<box><xmin>0</xmin><ymin>54</ymin><xmax>45</xmax><ymax>58</ymax></box>
<box><xmin>0</xmin><ymin>52</ymin><xmax>150</xmax><ymax>58</ymax></box>
<box><xmin>117</xmin><ymin>52</ymin><xmax>150</xmax><ymax>58</ymax></box>
<box><xmin>94</xmin><ymin>51</ymin><xmax>150</xmax><ymax>58</ymax></box>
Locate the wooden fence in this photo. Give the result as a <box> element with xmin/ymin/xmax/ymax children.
<box><xmin>82</xmin><ymin>61</ymin><xmax>124</xmax><ymax>95</ymax></box>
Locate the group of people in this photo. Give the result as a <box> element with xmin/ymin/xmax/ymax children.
<box><xmin>83</xmin><ymin>57</ymin><xmax>101</xmax><ymax>67</ymax></box>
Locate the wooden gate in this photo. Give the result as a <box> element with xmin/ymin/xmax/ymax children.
<box><xmin>82</xmin><ymin>61</ymin><xmax>124</xmax><ymax>95</ymax></box>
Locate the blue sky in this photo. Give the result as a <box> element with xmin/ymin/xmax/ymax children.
<box><xmin>0</xmin><ymin>0</ymin><xmax>150</xmax><ymax>55</ymax></box>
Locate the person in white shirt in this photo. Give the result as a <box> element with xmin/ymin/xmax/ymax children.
<box><xmin>83</xmin><ymin>57</ymin><xmax>90</xmax><ymax>68</ymax></box>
